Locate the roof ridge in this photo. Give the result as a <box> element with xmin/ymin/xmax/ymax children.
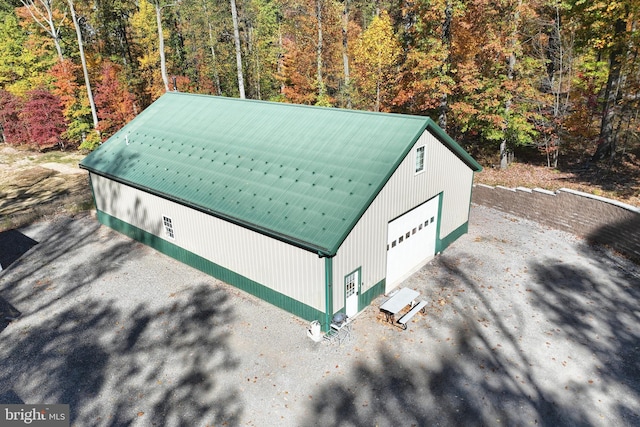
<box><xmin>163</xmin><ymin>91</ymin><xmax>429</xmax><ymax>121</ymax></box>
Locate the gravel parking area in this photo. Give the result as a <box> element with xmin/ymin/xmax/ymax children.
<box><xmin>1</xmin><ymin>204</ymin><xmax>639</xmax><ymax>426</ymax></box>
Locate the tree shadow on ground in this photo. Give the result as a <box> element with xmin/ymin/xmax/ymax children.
<box><xmin>304</xmin><ymin>254</ymin><xmax>595</xmax><ymax>427</ymax></box>
<box><xmin>0</xmin><ymin>187</ymin><xmax>243</xmax><ymax>425</ymax></box>
<box><xmin>530</xmin><ymin>248</ymin><xmax>640</xmax><ymax>425</ymax></box>
<box><xmin>0</xmin><ymin>214</ymin><xmax>136</xmax><ymax>315</ymax></box>
<box><xmin>0</xmin><ymin>283</ymin><xmax>241</xmax><ymax>426</ymax></box>
<box><xmin>304</xmin><ymin>332</ymin><xmax>585</xmax><ymax>427</ymax></box>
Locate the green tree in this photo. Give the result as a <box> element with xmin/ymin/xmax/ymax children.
<box><xmin>4</xmin><ymin>7</ymin><xmax>56</xmax><ymax>95</ymax></box>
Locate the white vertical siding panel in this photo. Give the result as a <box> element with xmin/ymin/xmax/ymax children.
<box><xmin>91</xmin><ymin>173</ymin><xmax>325</xmax><ymax>311</ymax></box>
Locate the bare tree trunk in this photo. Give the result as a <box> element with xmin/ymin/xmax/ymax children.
<box><xmin>153</xmin><ymin>1</ymin><xmax>170</xmax><ymax>92</ymax></box>
<box><xmin>246</xmin><ymin>23</ymin><xmax>261</xmax><ymax>99</ymax></box>
<box><xmin>500</xmin><ymin>0</ymin><xmax>521</xmax><ymax>170</ymax></box>
<box><xmin>201</xmin><ymin>0</ymin><xmax>221</xmax><ymax>95</ymax></box>
<box><xmin>207</xmin><ymin>22</ymin><xmax>222</xmax><ymax>95</ymax></box>
<box><xmin>438</xmin><ymin>0</ymin><xmax>453</xmax><ymax>130</ymax></box>
<box><xmin>68</xmin><ymin>0</ymin><xmax>99</xmax><ymax>134</ymax></box>
<box><xmin>20</xmin><ymin>0</ymin><xmax>65</xmax><ymax>62</ymax></box>
<box><xmin>549</xmin><ymin>3</ymin><xmax>571</xmax><ymax>169</ymax></box>
<box><xmin>341</xmin><ymin>0</ymin><xmax>351</xmax><ymax>108</ymax></box>
<box><xmin>375</xmin><ymin>77</ymin><xmax>380</xmax><ymax>112</ymax></box>
<box><xmin>277</xmin><ymin>21</ymin><xmax>285</xmax><ymax>95</ymax></box>
<box><xmin>230</xmin><ymin>0</ymin><xmax>245</xmax><ymax>99</ymax></box>
<box><xmin>316</xmin><ymin>0</ymin><xmax>325</xmax><ymax>101</ymax></box>
<box><xmin>593</xmin><ymin>15</ymin><xmax>627</xmax><ymax>162</ymax></box>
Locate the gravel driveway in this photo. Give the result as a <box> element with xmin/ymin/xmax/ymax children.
<box><xmin>1</xmin><ymin>204</ymin><xmax>639</xmax><ymax>426</ymax></box>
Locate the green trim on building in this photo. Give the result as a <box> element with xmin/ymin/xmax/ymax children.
<box><xmin>426</xmin><ymin>122</ymin><xmax>483</xmax><ymax>171</ymax></box>
<box><xmin>333</xmin><ymin>278</ymin><xmax>385</xmax><ymax>321</ymax></box>
<box><xmin>437</xmin><ymin>221</ymin><xmax>469</xmax><ymax>253</ymax></box>
<box><xmin>360</xmin><ymin>279</ymin><xmax>385</xmax><ymax>308</ymax></box>
<box><xmin>96</xmin><ymin>210</ymin><xmax>325</xmax><ymax>323</ymax></box>
<box><xmin>433</xmin><ymin>192</ymin><xmax>444</xmax><ymax>253</ymax></box>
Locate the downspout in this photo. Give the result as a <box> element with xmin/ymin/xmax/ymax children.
<box><xmin>324</xmin><ymin>256</ymin><xmax>333</xmax><ymax>332</ymax></box>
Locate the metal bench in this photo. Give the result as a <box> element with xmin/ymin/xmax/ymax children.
<box><xmin>397</xmin><ymin>300</ymin><xmax>427</xmax><ymax>330</ymax></box>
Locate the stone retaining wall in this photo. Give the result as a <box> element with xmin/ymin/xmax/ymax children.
<box><xmin>472</xmin><ymin>184</ymin><xmax>640</xmax><ymax>262</ymax></box>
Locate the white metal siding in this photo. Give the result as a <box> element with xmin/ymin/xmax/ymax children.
<box><xmin>91</xmin><ymin>173</ymin><xmax>326</xmax><ymax>311</ymax></box>
<box><xmin>332</xmin><ymin>130</ymin><xmax>474</xmax><ymax>307</ymax></box>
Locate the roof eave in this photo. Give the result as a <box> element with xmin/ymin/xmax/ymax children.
<box><xmin>80</xmin><ymin>166</ymin><xmax>336</xmax><ymax>258</ymax></box>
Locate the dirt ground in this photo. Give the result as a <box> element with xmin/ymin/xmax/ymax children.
<box><xmin>474</xmin><ymin>154</ymin><xmax>640</xmax><ymax>208</ymax></box>
<box><xmin>0</xmin><ymin>204</ymin><xmax>638</xmax><ymax>426</ymax></box>
<box><xmin>0</xmin><ymin>145</ymin><xmax>93</xmax><ymax>231</ymax></box>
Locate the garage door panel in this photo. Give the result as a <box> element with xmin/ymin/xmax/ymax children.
<box><xmin>386</xmin><ymin>196</ymin><xmax>439</xmax><ymax>289</ymax></box>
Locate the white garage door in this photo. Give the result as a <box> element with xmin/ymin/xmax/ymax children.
<box><xmin>386</xmin><ymin>196</ymin><xmax>439</xmax><ymax>291</ymax></box>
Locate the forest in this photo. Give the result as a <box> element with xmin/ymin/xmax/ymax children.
<box><xmin>0</xmin><ymin>0</ymin><xmax>638</xmax><ymax>171</ymax></box>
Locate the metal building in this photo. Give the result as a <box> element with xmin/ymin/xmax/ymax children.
<box><xmin>80</xmin><ymin>92</ymin><xmax>482</xmax><ymax>329</ymax></box>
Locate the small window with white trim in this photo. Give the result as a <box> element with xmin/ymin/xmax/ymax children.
<box><xmin>415</xmin><ymin>146</ymin><xmax>425</xmax><ymax>174</ymax></box>
<box><xmin>163</xmin><ymin>215</ymin><xmax>175</xmax><ymax>239</ymax></box>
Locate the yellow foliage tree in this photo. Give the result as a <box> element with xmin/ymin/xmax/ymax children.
<box><xmin>352</xmin><ymin>11</ymin><xmax>400</xmax><ymax>112</ymax></box>
<box><xmin>131</xmin><ymin>0</ymin><xmax>167</xmax><ymax>102</ymax></box>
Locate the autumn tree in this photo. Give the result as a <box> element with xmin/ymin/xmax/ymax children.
<box><xmin>19</xmin><ymin>0</ymin><xmax>66</xmax><ymax>62</ymax></box>
<box><xmin>0</xmin><ymin>11</ymin><xmax>29</xmax><ymax>89</ymax></box>
<box><xmin>150</xmin><ymin>0</ymin><xmax>176</xmax><ymax>93</ymax></box>
<box><xmin>568</xmin><ymin>0</ymin><xmax>640</xmax><ymax>162</ymax></box>
<box><xmin>21</xmin><ymin>88</ymin><xmax>67</xmax><ymax>148</ymax></box>
<box><xmin>48</xmin><ymin>59</ymin><xmax>91</xmax><ymax>144</ymax></box>
<box><xmin>131</xmin><ymin>0</ymin><xmax>166</xmax><ymax>103</ymax></box>
<box><xmin>393</xmin><ymin>0</ymin><xmax>459</xmax><ymax>119</ymax></box>
<box><xmin>0</xmin><ymin>89</ymin><xmax>28</xmax><ymax>144</ymax></box>
<box><xmin>67</xmin><ymin>0</ymin><xmax>98</xmax><ymax>132</ymax></box>
<box><xmin>4</xmin><ymin>7</ymin><xmax>57</xmax><ymax>95</ymax></box>
<box><xmin>353</xmin><ymin>10</ymin><xmax>400</xmax><ymax>111</ymax></box>
<box><xmin>279</xmin><ymin>0</ymin><xmax>342</xmax><ymax>105</ymax></box>
<box><xmin>94</xmin><ymin>60</ymin><xmax>136</xmax><ymax>139</ymax></box>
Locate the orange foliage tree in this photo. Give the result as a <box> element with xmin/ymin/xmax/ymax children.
<box><xmin>94</xmin><ymin>61</ymin><xmax>136</xmax><ymax>140</ymax></box>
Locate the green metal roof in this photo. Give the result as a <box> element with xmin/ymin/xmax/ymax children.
<box><xmin>80</xmin><ymin>92</ymin><xmax>481</xmax><ymax>256</ymax></box>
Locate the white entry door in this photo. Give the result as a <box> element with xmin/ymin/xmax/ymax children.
<box><xmin>385</xmin><ymin>196</ymin><xmax>439</xmax><ymax>291</ymax></box>
<box><xmin>345</xmin><ymin>270</ymin><xmax>359</xmax><ymax>317</ymax></box>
